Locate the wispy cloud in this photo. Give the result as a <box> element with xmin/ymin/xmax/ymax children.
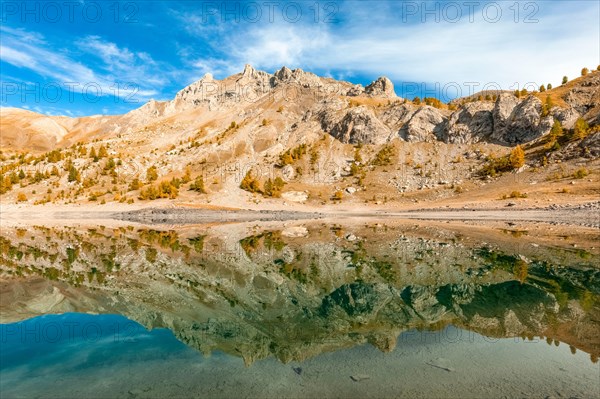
<box><xmin>176</xmin><ymin>0</ymin><xmax>599</xmax><ymax>91</ymax></box>
<box><xmin>0</xmin><ymin>27</ymin><xmax>172</xmax><ymax>102</ymax></box>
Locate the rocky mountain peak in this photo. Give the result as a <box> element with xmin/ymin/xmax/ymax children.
<box><xmin>242</xmin><ymin>64</ymin><xmax>257</xmax><ymax>77</ymax></box>
<box><xmin>366</xmin><ymin>76</ymin><xmax>396</xmax><ymax>98</ymax></box>
<box><xmin>272</xmin><ymin>66</ymin><xmax>323</xmax><ymax>88</ymax></box>
<box><xmin>274</xmin><ymin>66</ymin><xmax>293</xmax><ymax>81</ymax></box>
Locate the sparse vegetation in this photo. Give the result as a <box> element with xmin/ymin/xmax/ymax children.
<box><xmin>509</xmin><ymin>145</ymin><xmax>525</xmax><ymax>169</ymax></box>
<box><xmin>263</xmin><ymin>177</ymin><xmax>286</xmax><ymax>197</ymax></box>
<box><xmin>279</xmin><ymin>144</ymin><xmax>307</xmax><ymax>166</ymax></box>
<box><xmin>545</xmin><ymin>119</ymin><xmax>564</xmax><ymax>150</ymax></box>
<box><xmin>189</xmin><ymin>175</ymin><xmax>207</xmax><ymax>193</ymax></box>
<box><xmin>502</xmin><ymin>191</ymin><xmax>527</xmax><ymax>199</ymax></box>
<box><xmin>139</xmin><ymin>179</ymin><xmax>179</xmax><ymax>200</ymax></box>
<box><xmin>480</xmin><ymin>145</ymin><xmax>525</xmax><ymax>177</ymax></box>
<box><xmin>67</xmin><ymin>165</ymin><xmax>81</xmax><ymax>183</ymax></box>
<box><xmin>572</xmin><ymin>118</ymin><xmax>589</xmax><ymax>140</ymax></box>
<box><xmin>146</xmin><ymin>166</ymin><xmax>158</xmax><ymax>182</ymax></box>
<box><xmin>572</xmin><ymin>168</ymin><xmax>589</xmax><ymax>179</ymax></box>
<box><xmin>371</xmin><ymin>145</ymin><xmax>394</xmax><ymax>166</ymax></box>
<box><xmin>240</xmin><ymin>171</ymin><xmax>261</xmax><ymax>193</ymax></box>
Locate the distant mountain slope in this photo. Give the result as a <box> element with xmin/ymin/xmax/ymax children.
<box><xmin>2</xmin><ymin>66</ymin><xmax>599</xmax><ymax>154</ymax></box>
<box><xmin>0</xmin><ymin>66</ymin><xmax>598</xmax><ymax>208</ymax></box>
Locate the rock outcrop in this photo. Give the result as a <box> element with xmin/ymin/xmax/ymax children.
<box><xmin>365</xmin><ymin>77</ymin><xmax>396</xmax><ymax>98</ymax></box>
<box><xmin>322</xmin><ymin>106</ymin><xmax>393</xmax><ymax>145</ymax></box>
<box><xmin>490</xmin><ymin>95</ymin><xmax>552</xmax><ymax>144</ymax></box>
<box><xmin>401</xmin><ymin>106</ymin><xmax>447</xmax><ymax>142</ymax></box>
<box><xmin>444</xmin><ymin>102</ymin><xmax>494</xmax><ymax>143</ymax></box>
<box><xmin>272</xmin><ymin>66</ymin><xmax>323</xmax><ymax>88</ymax></box>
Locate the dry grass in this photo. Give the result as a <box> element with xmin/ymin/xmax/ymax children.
<box><xmin>534</xmin><ymin>69</ymin><xmax>600</xmax><ymax>108</ymax></box>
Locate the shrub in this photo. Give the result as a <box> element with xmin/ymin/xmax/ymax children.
<box><xmin>332</xmin><ymin>190</ymin><xmax>343</xmax><ymax>201</ymax></box>
<box><xmin>509</xmin><ymin>145</ymin><xmax>525</xmax><ymax>169</ymax></box>
<box><xmin>128</xmin><ymin>178</ymin><xmax>141</xmax><ymax>191</ymax></box>
<box><xmin>424</xmin><ymin>97</ymin><xmax>443</xmax><ymax>108</ymax></box>
<box><xmin>189</xmin><ymin>175</ymin><xmax>206</xmax><ymax>193</ymax></box>
<box><xmin>263</xmin><ymin>177</ymin><xmax>286</xmax><ymax>197</ymax></box>
<box><xmin>502</xmin><ymin>191</ymin><xmax>527</xmax><ymax>199</ymax></box>
<box><xmin>572</xmin><ymin>118</ymin><xmax>589</xmax><ymax>140</ymax></box>
<box><xmin>581</xmin><ymin>67</ymin><xmax>589</xmax><ymax>76</ymax></box>
<box><xmin>310</xmin><ymin>148</ymin><xmax>319</xmax><ymax>166</ymax></box>
<box><xmin>1</xmin><ymin>175</ymin><xmax>12</xmax><ymax>194</ymax></box>
<box><xmin>138</xmin><ymin>180</ymin><xmax>179</xmax><ymax>200</ymax></box>
<box><xmin>371</xmin><ymin>145</ymin><xmax>394</xmax><ymax>166</ymax></box>
<box><xmin>279</xmin><ymin>144</ymin><xmax>306</xmax><ymax>166</ymax></box>
<box><xmin>572</xmin><ymin>168</ymin><xmax>589</xmax><ymax>179</ymax></box>
<box><xmin>541</xmin><ymin>96</ymin><xmax>553</xmax><ymax>117</ymax></box>
<box><xmin>182</xmin><ymin>168</ymin><xmax>192</xmax><ymax>184</ymax></box>
<box><xmin>412</xmin><ymin>96</ymin><xmax>421</xmax><ymax>105</ymax></box>
<box><xmin>240</xmin><ymin>171</ymin><xmax>261</xmax><ymax>193</ymax></box>
<box><xmin>545</xmin><ymin>119</ymin><xmax>563</xmax><ymax>150</ymax></box>
<box><xmin>539</xmin><ymin>85</ymin><xmax>545</xmax><ymax>92</ymax></box>
<box><xmin>261</xmin><ymin>118</ymin><xmax>269</xmax><ymax>126</ymax></box>
<box><xmin>159</xmin><ymin>180</ymin><xmax>179</xmax><ymax>199</ymax></box>
<box><xmin>146</xmin><ymin>166</ymin><xmax>158</xmax><ymax>182</ymax></box>
<box><xmin>68</xmin><ymin>165</ymin><xmax>81</xmax><ymax>183</ymax></box>
<box><xmin>562</xmin><ymin>76</ymin><xmax>568</xmax><ymax>85</ymax></box>
<box><xmin>17</xmin><ymin>192</ymin><xmax>27</xmax><ymax>202</ymax></box>
<box><xmin>547</xmin><ymin>83</ymin><xmax>552</xmax><ymax>90</ymax></box>
<box><xmin>98</xmin><ymin>145</ymin><xmax>108</xmax><ymax>158</ymax></box>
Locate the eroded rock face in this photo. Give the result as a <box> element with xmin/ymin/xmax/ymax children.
<box><xmin>444</xmin><ymin>102</ymin><xmax>494</xmax><ymax>144</ymax></box>
<box><xmin>491</xmin><ymin>94</ymin><xmax>520</xmax><ymax>142</ymax></box>
<box><xmin>553</xmin><ymin>107</ymin><xmax>581</xmax><ymax>129</ymax></box>
<box><xmin>491</xmin><ymin>95</ymin><xmax>552</xmax><ymax>144</ymax></box>
<box><xmin>401</xmin><ymin>106</ymin><xmax>447</xmax><ymax>142</ymax></box>
<box><xmin>379</xmin><ymin>103</ymin><xmax>417</xmax><ymax>130</ymax></box>
<box><xmin>365</xmin><ymin>77</ymin><xmax>396</xmax><ymax>98</ymax></box>
<box><xmin>321</xmin><ymin>106</ymin><xmax>393</xmax><ymax>144</ymax></box>
<box><xmin>564</xmin><ymin>73</ymin><xmax>600</xmax><ymax>117</ymax></box>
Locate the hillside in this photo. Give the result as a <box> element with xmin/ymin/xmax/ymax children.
<box><xmin>1</xmin><ymin>65</ymin><xmax>599</xmax><ymax>211</ymax></box>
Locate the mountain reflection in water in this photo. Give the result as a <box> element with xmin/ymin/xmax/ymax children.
<box><xmin>1</xmin><ymin>220</ymin><xmax>599</xmax><ymax>368</ymax></box>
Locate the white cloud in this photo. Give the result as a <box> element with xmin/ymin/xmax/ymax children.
<box><xmin>0</xmin><ymin>27</ymin><xmax>172</xmax><ymax>103</ymax></box>
<box><xmin>180</xmin><ymin>0</ymin><xmax>599</xmax><ymax>92</ymax></box>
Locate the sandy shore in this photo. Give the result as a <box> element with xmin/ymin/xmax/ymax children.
<box><xmin>1</xmin><ymin>201</ymin><xmax>598</xmax><ymax>228</ymax></box>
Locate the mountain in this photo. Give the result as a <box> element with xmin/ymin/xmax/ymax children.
<box><xmin>0</xmin><ymin>65</ymin><xmax>599</xmax><ymax>209</ymax></box>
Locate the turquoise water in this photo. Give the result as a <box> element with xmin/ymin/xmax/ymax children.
<box><xmin>1</xmin><ymin>221</ymin><xmax>599</xmax><ymax>397</ymax></box>
<box><xmin>1</xmin><ymin>314</ymin><xmax>599</xmax><ymax>398</ymax></box>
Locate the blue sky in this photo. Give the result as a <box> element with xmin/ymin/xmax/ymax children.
<box><xmin>1</xmin><ymin>0</ymin><xmax>598</xmax><ymax>116</ymax></box>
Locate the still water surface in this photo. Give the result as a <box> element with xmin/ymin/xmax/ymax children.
<box><xmin>1</xmin><ymin>220</ymin><xmax>598</xmax><ymax>398</ymax></box>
